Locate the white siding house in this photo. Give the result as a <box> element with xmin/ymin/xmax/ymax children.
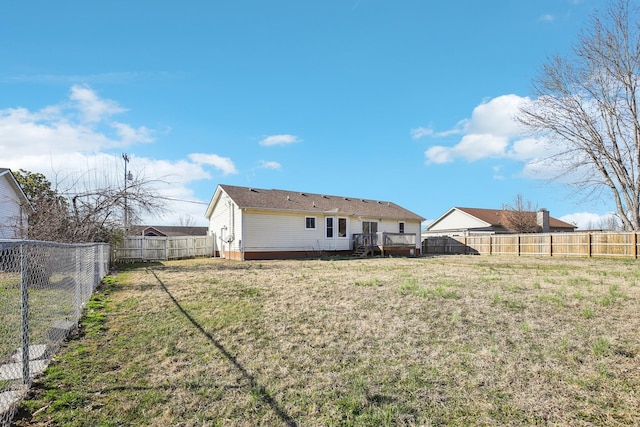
<box><xmin>424</xmin><ymin>207</ymin><xmax>576</xmax><ymax>237</ymax></box>
<box><xmin>205</xmin><ymin>184</ymin><xmax>424</xmax><ymax>260</ymax></box>
<box><xmin>0</xmin><ymin>168</ymin><xmax>32</xmax><ymax>239</ymax></box>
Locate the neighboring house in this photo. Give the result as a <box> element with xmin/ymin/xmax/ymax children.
<box><xmin>424</xmin><ymin>207</ymin><xmax>576</xmax><ymax>237</ymax></box>
<box><xmin>136</xmin><ymin>225</ymin><xmax>209</xmax><ymax>237</ymax></box>
<box><xmin>205</xmin><ymin>184</ymin><xmax>425</xmax><ymax>260</ymax></box>
<box><xmin>0</xmin><ymin>168</ymin><xmax>33</xmax><ymax>239</ymax></box>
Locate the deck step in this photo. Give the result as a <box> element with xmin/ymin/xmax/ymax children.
<box><xmin>352</xmin><ymin>246</ymin><xmax>370</xmax><ymax>257</ymax></box>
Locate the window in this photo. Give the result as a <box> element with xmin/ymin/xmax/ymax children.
<box><xmin>399</xmin><ymin>222</ymin><xmax>405</xmax><ymax>233</ymax></box>
<box><xmin>326</xmin><ymin>217</ymin><xmax>334</xmax><ymax>238</ymax></box>
<box><xmin>338</xmin><ymin>218</ymin><xmax>347</xmax><ymax>237</ymax></box>
<box><xmin>305</xmin><ymin>217</ymin><xmax>316</xmax><ymax>229</ymax></box>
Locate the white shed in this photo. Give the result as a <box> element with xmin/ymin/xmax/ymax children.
<box><xmin>204</xmin><ymin>184</ymin><xmax>425</xmax><ymax>260</ymax></box>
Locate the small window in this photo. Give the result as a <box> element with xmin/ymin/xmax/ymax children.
<box><xmin>399</xmin><ymin>222</ymin><xmax>405</xmax><ymax>233</ymax></box>
<box><xmin>326</xmin><ymin>217</ymin><xmax>334</xmax><ymax>238</ymax></box>
<box><xmin>338</xmin><ymin>218</ymin><xmax>347</xmax><ymax>237</ymax></box>
<box><xmin>305</xmin><ymin>217</ymin><xmax>316</xmax><ymax>229</ymax></box>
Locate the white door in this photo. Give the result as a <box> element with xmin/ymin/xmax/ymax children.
<box><xmin>325</xmin><ymin>217</ymin><xmax>336</xmax><ymax>250</ymax></box>
<box><xmin>325</xmin><ymin>217</ymin><xmax>349</xmax><ymax>250</ymax></box>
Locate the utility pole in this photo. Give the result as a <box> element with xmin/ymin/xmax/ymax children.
<box><xmin>122</xmin><ymin>153</ymin><xmax>132</xmax><ymax>234</ymax></box>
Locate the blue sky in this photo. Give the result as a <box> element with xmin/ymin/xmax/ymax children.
<box><xmin>0</xmin><ymin>0</ymin><xmax>616</xmax><ymax>229</ymax></box>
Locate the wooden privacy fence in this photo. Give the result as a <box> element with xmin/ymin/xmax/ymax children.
<box><xmin>115</xmin><ymin>235</ymin><xmax>214</xmax><ymax>262</ymax></box>
<box><xmin>423</xmin><ymin>232</ymin><xmax>640</xmax><ymax>258</ymax></box>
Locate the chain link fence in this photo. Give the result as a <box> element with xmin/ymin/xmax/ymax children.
<box><xmin>0</xmin><ymin>240</ymin><xmax>110</xmax><ymax>426</ymax></box>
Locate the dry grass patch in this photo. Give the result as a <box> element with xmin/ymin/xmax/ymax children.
<box><xmin>12</xmin><ymin>256</ymin><xmax>640</xmax><ymax>426</ymax></box>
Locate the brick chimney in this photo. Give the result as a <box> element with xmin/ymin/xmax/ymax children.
<box><xmin>537</xmin><ymin>208</ymin><xmax>550</xmax><ymax>233</ymax></box>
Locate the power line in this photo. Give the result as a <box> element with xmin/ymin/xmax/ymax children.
<box><xmin>160</xmin><ymin>196</ymin><xmax>208</xmax><ymax>205</ymax></box>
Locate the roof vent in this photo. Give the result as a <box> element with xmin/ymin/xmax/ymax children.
<box><xmin>344</xmin><ymin>197</ymin><xmax>350</xmax><ymax>201</ymax></box>
<box><xmin>250</xmin><ymin>188</ymin><xmax>258</xmax><ymax>192</ymax></box>
<box><xmin>323</xmin><ymin>195</ymin><xmax>329</xmax><ymax>199</ymax></box>
<box><xmin>300</xmin><ymin>192</ymin><xmax>307</xmax><ymax>196</ymax></box>
<box><xmin>287</xmin><ymin>195</ymin><xmax>290</xmax><ymax>201</ymax></box>
<box><xmin>312</xmin><ymin>201</ymin><xmax>316</xmax><ymax>207</ymax></box>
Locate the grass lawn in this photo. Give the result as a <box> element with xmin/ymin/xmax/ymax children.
<box><xmin>11</xmin><ymin>255</ymin><xmax>640</xmax><ymax>426</ymax></box>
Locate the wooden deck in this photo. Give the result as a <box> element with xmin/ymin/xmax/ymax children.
<box><xmin>352</xmin><ymin>232</ymin><xmax>418</xmax><ymax>257</ymax></box>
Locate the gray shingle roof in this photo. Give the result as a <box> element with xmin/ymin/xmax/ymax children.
<box><xmin>143</xmin><ymin>226</ymin><xmax>208</xmax><ymax>236</ymax></box>
<box><xmin>219</xmin><ymin>184</ymin><xmax>424</xmax><ymax>221</ymax></box>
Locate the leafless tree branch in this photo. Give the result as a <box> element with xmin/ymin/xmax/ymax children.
<box><xmin>518</xmin><ymin>0</ymin><xmax>640</xmax><ymax>230</ymax></box>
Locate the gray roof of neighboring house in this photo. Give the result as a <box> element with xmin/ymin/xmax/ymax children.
<box><xmin>213</xmin><ymin>184</ymin><xmax>425</xmax><ymax>221</ymax></box>
<box><xmin>137</xmin><ymin>225</ymin><xmax>209</xmax><ymax>236</ymax></box>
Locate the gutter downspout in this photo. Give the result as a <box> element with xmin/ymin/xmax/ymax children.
<box><xmin>241</xmin><ymin>208</ymin><xmax>245</xmax><ymax>261</ymax></box>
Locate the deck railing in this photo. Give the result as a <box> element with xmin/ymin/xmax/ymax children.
<box><xmin>381</xmin><ymin>232</ymin><xmax>417</xmax><ymax>246</ymax></box>
<box><xmin>352</xmin><ymin>232</ymin><xmax>417</xmax><ymax>249</ymax></box>
<box><xmin>352</xmin><ymin>233</ymin><xmax>379</xmax><ymax>249</ymax></box>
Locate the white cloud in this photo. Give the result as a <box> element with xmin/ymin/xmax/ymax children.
<box><xmin>436</xmin><ymin>120</ymin><xmax>468</xmax><ymax>137</ymax></box>
<box><xmin>0</xmin><ymin>85</ymin><xmax>154</xmax><ymax>157</ymax></box>
<box><xmin>259</xmin><ymin>134</ymin><xmax>301</xmax><ymax>146</ymax></box>
<box><xmin>111</xmin><ymin>122</ymin><xmax>154</xmax><ymax>145</ymax></box>
<box><xmin>424</xmin><ymin>146</ymin><xmax>454</xmax><ymax>164</ymax></box>
<box><xmin>410</xmin><ymin>127</ymin><xmax>433</xmax><ymax>140</ymax></box>
<box><xmin>456</xmin><ymin>134</ymin><xmax>510</xmax><ymax>161</ymax></box>
<box><xmin>189</xmin><ymin>153</ymin><xmax>238</xmax><ymax>175</ymax></box>
<box><xmin>134</xmin><ymin>157</ymin><xmax>212</xmax><ymax>185</ymax></box>
<box><xmin>258</xmin><ymin>160</ymin><xmax>282</xmax><ymax>170</ymax></box>
<box><xmin>69</xmin><ymin>84</ymin><xmax>127</xmax><ymax>123</ymax></box>
<box><xmin>492</xmin><ymin>165</ymin><xmax>504</xmax><ymax>180</ymax></box>
<box><xmin>0</xmin><ymin>107</ymin><xmax>111</xmax><ymax>155</ymax></box>
<box><xmin>412</xmin><ymin>121</ymin><xmax>467</xmax><ymax>140</ymax></box>
<box><xmin>422</xmin><ymin>94</ymin><xmax>546</xmax><ymax>165</ymax></box>
<box><xmin>467</xmin><ymin>94</ymin><xmax>524</xmax><ymax>136</ymax></box>
<box><xmin>539</xmin><ymin>14</ymin><xmax>555</xmax><ymax>22</ymax></box>
<box><xmin>0</xmin><ymin>85</ymin><xmax>217</xmax><ymax>226</ymax></box>
<box><xmin>559</xmin><ymin>212</ymin><xmax>619</xmax><ymax>230</ymax></box>
<box><xmin>508</xmin><ymin>137</ymin><xmax>548</xmax><ymax>161</ymax></box>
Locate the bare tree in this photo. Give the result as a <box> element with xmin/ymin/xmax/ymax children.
<box><xmin>518</xmin><ymin>0</ymin><xmax>640</xmax><ymax>230</ymax></box>
<box><xmin>501</xmin><ymin>194</ymin><xmax>540</xmax><ymax>233</ymax></box>
<box><xmin>584</xmin><ymin>214</ymin><xmax>623</xmax><ymax>231</ymax></box>
<box><xmin>599</xmin><ymin>214</ymin><xmax>623</xmax><ymax>230</ymax></box>
<box><xmin>14</xmin><ymin>166</ymin><xmax>167</xmax><ymax>244</ymax></box>
<box><xmin>13</xmin><ymin>169</ymin><xmax>72</xmax><ymax>241</ymax></box>
<box><xmin>178</xmin><ymin>215</ymin><xmax>196</xmax><ymax>227</ymax></box>
<box><xmin>64</xmin><ymin>167</ymin><xmax>168</xmax><ymax>242</ymax></box>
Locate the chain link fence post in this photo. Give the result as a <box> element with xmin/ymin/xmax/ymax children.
<box><xmin>1</xmin><ymin>240</ymin><xmax>111</xmax><ymax>426</ymax></box>
<box><xmin>19</xmin><ymin>242</ymin><xmax>29</xmax><ymax>387</ymax></box>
